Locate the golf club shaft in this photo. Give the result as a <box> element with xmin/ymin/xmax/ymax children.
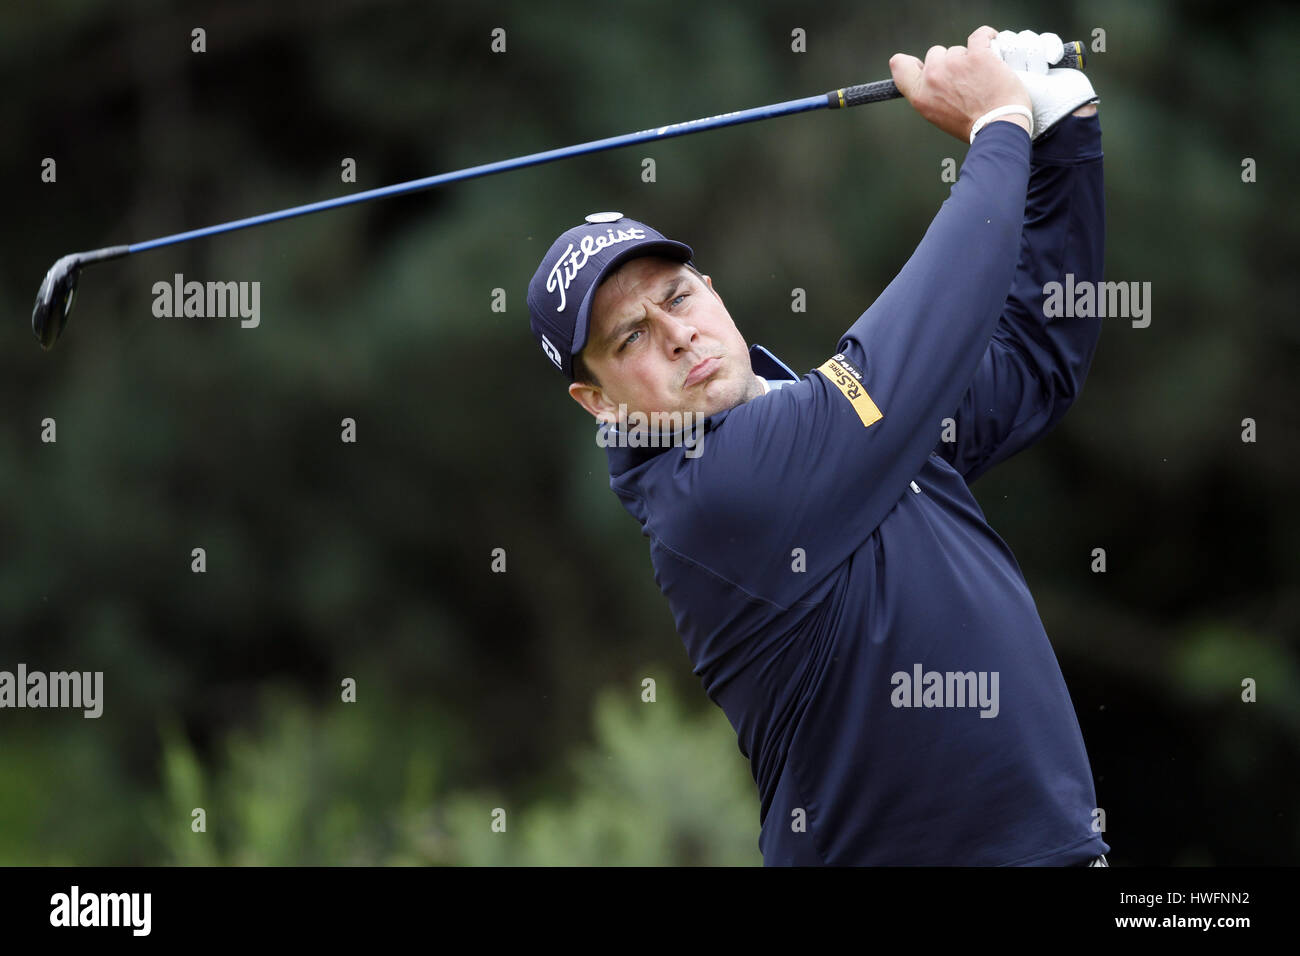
<box><xmin>126</xmin><ymin>87</ymin><xmax>882</xmax><ymax>255</ymax></box>
<box><xmin>35</xmin><ymin>40</ymin><xmax>1087</xmax><ymax>349</ymax></box>
<box><xmin>80</xmin><ymin>36</ymin><xmax>1088</xmax><ymax>258</ymax></box>
<box><xmin>30</xmin><ymin>77</ymin><xmax>893</xmax><ymax>349</ymax></box>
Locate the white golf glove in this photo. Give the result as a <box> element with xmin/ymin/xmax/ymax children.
<box><xmin>991</xmin><ymin>29</ymin><xmax>1098</xmax><ymax>139</ymax></box>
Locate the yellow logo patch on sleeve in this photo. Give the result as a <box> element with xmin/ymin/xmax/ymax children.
<box><xmin>816</xmin><ymin>353</ymin><xmax>882</xmax><ymax>428</ymax></box>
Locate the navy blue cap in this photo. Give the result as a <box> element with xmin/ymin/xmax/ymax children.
<box><xmin>528</xmin><ymin>212</ymin><xmax>694</xmax><ymax>380</ymax></box>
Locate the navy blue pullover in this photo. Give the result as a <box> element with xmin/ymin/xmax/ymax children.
<box><xmin>605</xmin><ymin>116</ymin><xmax>1109</xmax><ymax>865</ymax></box>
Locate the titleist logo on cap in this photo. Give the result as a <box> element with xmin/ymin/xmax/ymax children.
<box><xmin>546</xmin><ymin>226</ymin><xmax>647</xmax><ymax>312</ymax></box>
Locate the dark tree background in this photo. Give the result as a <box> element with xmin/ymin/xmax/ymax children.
<box><xmin>0</xmin><ymin>0</ymin><xmax>1296</xmax><ymax>864</ymax></box>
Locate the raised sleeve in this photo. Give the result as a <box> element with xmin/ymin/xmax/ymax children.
<box><xmin>935</xmin><ymin>113</ymin><xmax>1105</xmax><ymax>482</ymax></box>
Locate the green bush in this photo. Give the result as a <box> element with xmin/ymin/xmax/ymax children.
<box><xmin>152</xmin><ymin>682</ymin><xmax>760</xmax><ymax>866</ymax></box>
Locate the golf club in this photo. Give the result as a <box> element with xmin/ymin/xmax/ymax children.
<box><xmin>31</xmin><ymin>41</ymin><xmax>1085</xmax><ymax>350</ymax></box>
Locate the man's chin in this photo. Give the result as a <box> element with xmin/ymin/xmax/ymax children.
<box><xmin>684</xmin><ymin>374</ymin><xmax>756</xmax><ymax>418</ymax></box>
<box><xmin>613</xmin><ymin>374</ymin><xmax>756</xmax><ymax>421</ymax></box>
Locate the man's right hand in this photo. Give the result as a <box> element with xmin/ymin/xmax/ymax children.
<box><xmin>889</xmin><ymin>25</ymin><xmax>1032</xmax><ymax>142</ymax></box>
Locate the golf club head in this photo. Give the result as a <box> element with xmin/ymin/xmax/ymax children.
<box><xmin>32</xmin><ymin>254</ymin><xmax>84</xmax><ymax>350</ymax></box>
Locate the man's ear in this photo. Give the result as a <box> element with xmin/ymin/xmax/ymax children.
<box><xmin>568</xmin><ymin>381</ymin><xmax>619</xmax><ymax>423</ymax></box>
<box><xmin>702</xmin><ymin>274</ymin><xmax>720</xmax><ymax>299</ymax></box>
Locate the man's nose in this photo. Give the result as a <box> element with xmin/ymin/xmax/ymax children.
<box><xmin>656</xmin><ymin>311</ymin><xmax>698</xmax><ymax>351</ymax></box>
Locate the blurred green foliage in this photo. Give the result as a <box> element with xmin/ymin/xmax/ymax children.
<box><xmin>0</xmin><ymin>0</ymin><xmax>1297</xmax><ymax>865</ymax></box>
<box><xmin>1</xmin><ymin>681</ymin><xmax>757</xmax><ymax>865</ymax></box>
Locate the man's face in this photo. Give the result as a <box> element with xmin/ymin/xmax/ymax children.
<box><xmin>569</xmin><ymin>256</ymin><xmax>763</xmax><ymax>422</ymax></box>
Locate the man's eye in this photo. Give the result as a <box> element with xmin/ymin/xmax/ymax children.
<box><xmin>620</xmin><ymin>330</ymin><xmax>642</xmax><ymax>351</ymax></box>
<box><xmin>670</xmin><ymin>294</ymin><xmax>688</xmax><ymax>308</ymax></box>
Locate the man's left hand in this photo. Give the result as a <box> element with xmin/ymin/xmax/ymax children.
<box><xmin>993</xmin><ymin>29</ymin><xmax>1100</xmax><ymax>138</ymax></box>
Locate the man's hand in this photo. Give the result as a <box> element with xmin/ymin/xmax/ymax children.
<box><xmin>889</xmin><ymin>25</ymin><xmax>1032</xmax><ymax>142</ymax></box>
<box><xmin>992</xmin><ymin>29</ymin><xmax>1100</xmax><ymax>138</ymax></box>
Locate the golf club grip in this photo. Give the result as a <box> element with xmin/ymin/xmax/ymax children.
<box><xmin>829</xmin><ymin>81</ymin><xmax>901</xmax><ymax>109</ymax></box>
<box><xmin>827</xmin><ymin>39</ymin><xmax>1086</xmax><ymax>110</ymax></box>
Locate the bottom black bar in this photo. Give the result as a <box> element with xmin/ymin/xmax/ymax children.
<box><xmin>0</xmin><ymin>865</ymin><xmax>1284</xmax><ymax>941</ymax></box>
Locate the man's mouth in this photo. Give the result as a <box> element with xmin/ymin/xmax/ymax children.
<box><xmin>684</xmin><ymin>356</ymin><xmax>721</xmax><ymax>388</ymax></box>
